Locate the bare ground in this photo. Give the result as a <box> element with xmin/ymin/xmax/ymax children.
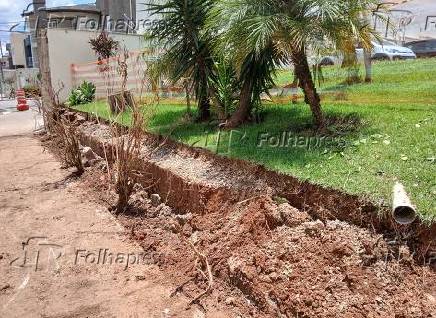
<box><xmin>0</xmin><ymin>135</ymin><xmax>232</xmax><ymax>318</ymax></box>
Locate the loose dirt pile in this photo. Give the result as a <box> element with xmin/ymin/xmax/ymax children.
<box><xmin>78</xmin><ymin>157</ymin><xmax>436</xmax><ymax>318</ymax></box>
<box><xmin>46</xmin><ymin>114</ymin><xmax>436</xmax><ymax>317</ymax></box>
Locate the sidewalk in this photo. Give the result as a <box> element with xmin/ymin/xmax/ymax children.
<box><xmin>0</xmin><ymin>99</ymin><xmax>43</xmax><ymax>137</ymax></box>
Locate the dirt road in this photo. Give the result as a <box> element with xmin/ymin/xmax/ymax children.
<box><xmin>0</xmin><ymin>111</ymin><xmax>227</xmax><ymax>317</ymax></box>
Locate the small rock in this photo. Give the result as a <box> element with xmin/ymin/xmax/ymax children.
<box><xmin>81</xmin><ymin>146</ymin><xmax>96</xmax><ymax>161</ymax></box>
<box><xmin>269</xmin><ymin>272</ymin><xmax>279</xmax><ymax>281</ymax></box>
<box><xmin>76</xmin><ymin>115</ymin><xmax>86</xmax><ymax>124</ymax></box>
<box><xmin>150</xmin><ymin>194</ymin><xmax>161</xmax><ymax>207</ymax></box>
<box><xmin>164</xmin><ymin>219</ymin><xmax>180</xmax><ymax>233</ymax></box>
<box><xmin>182</xmin><ymin>223</ymin><xmax>193</xmax><ymax>236</ymax></box>
<box><xmin>225</xmin><ymin>297</ymin><xmax>237</xmax><ymax>306</ymax></box>
<box><xmin>279</xmin><ymin>203</ymin><xmax>311</xmax><ymax>227</ymax></box>
<box><xmin>158</xmin><ymin>205</ymin><xmax>172</xmax><ymax>217</ymax></box>
<box><xmin>426</xmin><ymin>293</ymin><xmax>436</xmax><ymax>304</ymax></box>
<box><xmin>228</xmin><ymin>256</ymin><xmax>243</xmax><ymax>275</ymax></box>
<box><xmin>131</xmin><ymin>191</ymin><xmax>149</xmax><ymax>205</ymax></box>
<box><xmin>398</xmin><ymin>245</ymin><xmax>413</xmax><ymax>264</ymax></box>
<box><xmin>193</xmin><ymin>309</ymin><xmax>205</xmax><ymax>318</ymax></box>
<box><xmin>259</xmin><ymin>274</ymin><xmax>272</xmax><ymax>283</ymax></box>
<box><xmin>174</xmin><ymin>213</ymin><xmax>192</xmax><ymax>225</ymax></box>
<box><xmin>304</xmin><ymin>220</ymin><xmax>325</xmax><ymax>237</ymax></box>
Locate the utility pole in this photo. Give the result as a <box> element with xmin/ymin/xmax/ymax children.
<box><xmin>0</xmin><ymin>40</ymin><xmax>5</xmax><ymax>99</ymax></box>
<box><xmin>33</xmin><ymin>0</ymin><xmax>55</xmax><ymax>109</ymax></box>
<box><xmin>36</xmin><ymin>28</ymin><xmax>55</xmax><ymax>108</ymax></box>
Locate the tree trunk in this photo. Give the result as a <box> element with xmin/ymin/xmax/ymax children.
<box><xmin>183</xmin><ymin>79</ymin><xmax>192</xmax><ymax>117</ymax></box>
<box><xmin>225</xmin><ymin>76</ymin><xmax>253</xmax><ymax>128</ymax></box>
<box><xmin>196</xmin><ymin>58</ymin><xmax>211</xmax><ymax>121</ymax></box>
<box><xmin>36</xmin><ymin>29</ymin><xmax>55</xmax><ymax>107</ymax></box>
<box><xmin>292</xmin><ymin>49</ymin><xmax>325</xmax><ymax>130</ymax></box>
<box><xmin>197</xmin><ymin>95</ymin><xmax>211</xmax><ymax>121</ymax></box>
<box><xmin>361</xmin><ymin>12</ymin><xmax>372</xmax><ymax>83</ymax></box>
<box><xmin>343</xmin><ymin>51</ymin><xmax>360</xmax><ymax>84</ymax></box>
<box><xmin>364</xmin><ymin>48</ymin><xmax>372</xmax><ymax>83</ymax></box>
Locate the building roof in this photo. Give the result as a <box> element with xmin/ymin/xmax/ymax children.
<box><xmin>23</xmin><ymin>4</ymin><xmax>100</xmax><ymax>17</ymax></box>
<box><xmin>41</xmin><ymin>4</ymin><xmax>100</xmax><ymax>14</ymax></box>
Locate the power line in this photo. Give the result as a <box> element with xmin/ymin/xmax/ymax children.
<box><xmin>0</xmin><ymin>30</ymin><xmax>27</xmax><ymax>33</ymax></box>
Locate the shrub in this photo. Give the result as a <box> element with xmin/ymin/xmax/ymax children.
<box><xmin>89</xmin><ymin>32</ymin><xmax>119</xmax><ymax>60</ymax></box>
<box><xmin>78</xmin><ymin>81</ymin><xmax>96</xmax><ymax>103</ymax></box>
<box><xmin>209</xmin><ymin>59</ymin><xmax>240</xmax><ymax>120</ymax></box>
<box><xmin>23</xmin><ymin>85</ymin><xmax>42</xmax><ymax>98</ymax></box>
<box><xmin>67</xmin><ymin>81</ymin><xmax>96</xmax><ymax>106</ymax></box>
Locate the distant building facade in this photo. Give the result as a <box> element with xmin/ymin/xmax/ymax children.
<box><xmin>8</xmin><ymin>0</ymin><xmax>140</xmax><ymax>71</ymax></box>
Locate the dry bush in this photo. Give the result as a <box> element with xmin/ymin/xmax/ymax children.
<box><xmin>54</xmin><ymin>117</ymin><xmax>84</xmax><ymax>174</ymax></box>
<box><xmin>110</xmin><ymin>110</ymin><xmax>145</xmax><ymax>214</ymax></box>
<box><xmin>39</xmin><ymin>83</ymin><xmax>84</xmax><ymax>174</ymax></box>
<box><xmin>106</xmin><ymin>50</ymin><xmax>157</xmax><ymax>214</ymax></box>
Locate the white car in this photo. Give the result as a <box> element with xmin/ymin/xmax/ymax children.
<box><xmin>372</xmin><ymin>40</ymin><xmax>417</xmax><ymax>61</ymax></box>
<box><xmin>320</xmin><ymin>40</ymin><xmax>416</xmax><ymax>65</ymax></box>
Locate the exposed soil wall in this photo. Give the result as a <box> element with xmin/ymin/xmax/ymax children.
<box><xmin>81</xmin><ymin>165</ymin><xmax>436</xmax><ymax>318</ymax></box>
<box><xmin>72</xmin><ymin>110</ymin><xmax>435</xmax><ymax>261</ymax></box>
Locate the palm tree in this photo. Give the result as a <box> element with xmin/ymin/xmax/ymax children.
<box><xmin>207</xmin><ymin>10</ymin><xmax>284</xmax><ymax>128</ymax></box>
<box><xmin>145</xmin><ymin>0</ymin><xmax>215</xmax><ymax>121</ymax></box>
<box><xmin>225</xmin><ymin>45</ymin><xmax>280</xmax><ymax>128</ymax></box>
<box><xmin>210</xmin><ymin>0</ymin><xmax>377</xmax><ymax>130</ymax></box>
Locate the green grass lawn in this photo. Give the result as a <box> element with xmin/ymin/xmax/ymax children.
<box><xmin>75</xmin><ymin>58</ymin><xmax>436</xmax><ymax>223</ymax></box>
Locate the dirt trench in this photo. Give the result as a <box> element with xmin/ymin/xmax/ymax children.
<box><xmin>71</xmin><ymin>114</ymin><xmax>436</xmax><ymax>317</ymax></box>
<box><xmin>74</xmin><ymin>111</ymin><xmax>435</xmax><ymax>260</ymax></box>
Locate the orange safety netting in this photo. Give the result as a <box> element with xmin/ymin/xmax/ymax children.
<box><xmin>70</xmin><ymin>50</ymin><xmax>184</xmax><ymax>99</ymax></box>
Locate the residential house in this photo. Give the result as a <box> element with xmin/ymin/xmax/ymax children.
<box><xmin>16</xmin><ymin>0</ymin><xmax>144</xmax><ymax>101</ymax></box>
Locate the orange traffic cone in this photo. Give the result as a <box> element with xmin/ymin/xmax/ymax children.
<box><xmin>16</xmin><ymin>89</ymin><xmax>30</xmax><ymax>111</ymax></box>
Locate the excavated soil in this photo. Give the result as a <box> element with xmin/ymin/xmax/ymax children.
<box><xmin>74</xmin><ymin>111</ymin><xmax>436</xmax><ymax>261</ymax></box>
<box><xmin>79</xmin><ymin>166</ymin><xmax>436</xmax><ymax>317</ymax></box>
<box><xmin>54</xmin><ymin>112</ymin><xmax>436</xmax><ymax>317</ymax></box>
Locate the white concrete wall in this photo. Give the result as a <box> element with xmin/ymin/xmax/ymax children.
<box><xmin>2</xmin><ymin>68</ymin><xmax>39</xmax><ymax>91</ymax></box>
<box><xmin>136</xmin><ymin>1</ymin><xmax>163</xmax><ymax>34</ymax></box>
<box><xmin>10</xmin><ymin>33</ymin><xmax>27</xmax><ymax>67</ymax></box>
<box><xmin>46</xmin><ymin>28</ymin><xmax>144</xmax><ymax>102</ymax></box>
<box><xmin>375</xmin><ymin>0</ymin><xmax>436</xmax><ymax>42</ymax></box>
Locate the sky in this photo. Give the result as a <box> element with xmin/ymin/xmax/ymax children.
<box><xmin>0</xmin><ymin>0</ymin><xmax>91</xmax><ymax>54</ymax></box>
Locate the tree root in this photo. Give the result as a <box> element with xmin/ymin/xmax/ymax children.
<box><xmin>170</xmin><ymin>277</ymin><xmax>195</xmax><ymax>298</ymax></box>
<box><xmin>181</xmin><ymin>236</ymin><xmax>214</xmax><ymax>307</ymax></box>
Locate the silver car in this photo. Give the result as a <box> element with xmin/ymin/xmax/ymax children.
<box><xmin>320</xmin><ymin>40</ymin><xmax>416</xmax><ymax>65</ymax></box>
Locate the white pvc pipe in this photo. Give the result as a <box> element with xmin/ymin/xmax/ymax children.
<box><xmin>392</xmin><ymin>182</ymin><xmax>417</xmax><ymax>225</ymax></box>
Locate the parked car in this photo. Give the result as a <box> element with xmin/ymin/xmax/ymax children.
<box><xmin>372</xmin><ymin>40</ymin><xmax>416</xmax><ymax>61</ymax></box>
<box><xmin>405</xmin><ymin>39</ymin><xmax>436</xmax><ymax>58</ymax></box>
<box><xmin>320</xmin><ymin>40</ymin><xmax>416</xmax><ymax>65</ymax></box>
